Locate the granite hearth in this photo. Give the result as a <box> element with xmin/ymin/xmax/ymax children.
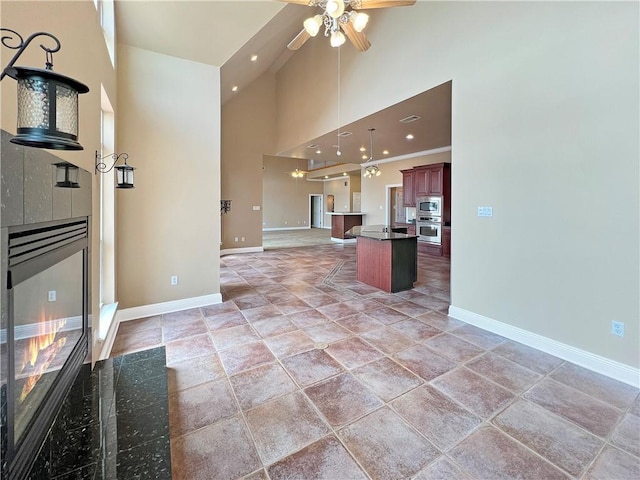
<box><xmin>25</xmin><ymin>346</ymin><xmax>171</xmax><ymax>479</ymax></box>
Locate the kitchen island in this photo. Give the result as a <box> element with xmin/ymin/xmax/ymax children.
<box><xmin>349</xmin><ymin>226</ymin><xmax>417</xmax><ymax>293</ymax></box>
<box><xmin>327</xmin><ymin>212</ymin><xmax>365</xmax><ymax>243</ymax></box>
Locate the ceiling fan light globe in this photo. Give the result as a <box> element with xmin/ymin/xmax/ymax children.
<box><xmin>375</xmin><ymin>168</ymin><xmax>381</xmax><ymax>176</ymax></box>
<box><xmin>303</xmin><ymin>15</ymin><xmax>323</xmax><ymax>36</ymax></box>
<box><xmin>326</xmin><ymin>0</ymin><xmax>345</xmax><ymax>19</ymax></box>
<box><xmin>351</xmin><ymin>12</ymin><xmax>369</xmax><ymax>32</ymax></box>
<box><xmin>330</xmin><ymin>30</ymin><xmax>346</xmax><ymax>47</ymax></box>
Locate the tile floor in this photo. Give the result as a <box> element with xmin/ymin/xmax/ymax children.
<box><xmin>111</xmin><ymin>244</ymin><xmax>640</xmax><ymax>480</ymax></box>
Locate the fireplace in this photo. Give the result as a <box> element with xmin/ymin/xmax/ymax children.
<box><xmin>3</xmin><ymin>219</ymin><xmax>89</xmax><ymax>478</ymax></box>
<box><xmin>1</xmin><ymin>129</ymin><xmax>92</xmax><ymax>479</ymax></box>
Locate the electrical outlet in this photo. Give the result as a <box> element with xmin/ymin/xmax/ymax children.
<box><xmin>253</xmin><ymin>206</ymin><xmax>260</xmax><ymax>211</ymax></box>
<box><xmin>234</xmin><ymin>237</ymin><xmax>238</xmax><ymax>242</ymax></box>
<box><xmin>241</xmin><ymin>237</ymin><xmax>245</xmax><ymax>242</ymax></box>
<box><xmin>48</xmin><ymin>290</ymin><xmax>56</xmax><ymax>302</ymax></box>
<box><xmin>171</xmin><ymin>275</ymin><xmax>178</xmax><ymax>286</ymax></box>
<box><xmin>611</xmin><ymin>320</ymin><xmax>624</xmax><ymax>337</ymax></box>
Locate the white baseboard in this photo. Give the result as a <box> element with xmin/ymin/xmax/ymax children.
<box><xmin>98</xmin><ymin>304</ymin><xmax>120</xmax><ymax>361</ymax></box>
<box><xmin>262</xmin><ymin>226</ymin><xmax>310</xmax><ymax>231</ymax></box>
<box><xmin>331</xmin><ymin>237</ymin><xmax>357</xmax><ymax>244</ymax></box>
<box><xmin>448</xmin><ymin>305</ymin><xmax>640</xmax><ymax>388</ymax></box>
<box><xmin>220</xmin><ymin>246</ymin><xmax>264</xmax><ymax>256</ymax></box>
<box><xmin>117</xmin><ymin>293</ymin><xmax>223</xmax><ymax>323</ymax></box>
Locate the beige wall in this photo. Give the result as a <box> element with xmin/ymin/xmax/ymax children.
<box><xmin>1</xmin><ymin>0</ymin><xmax>117</xmax><ymax>359</ymax></box>
<box><xmin>116</xmin><ymin>45</ymin><xmax>220</xmax><ymax>308</ymax></box>
<box><xmin>262</xmin><ymin>156</ymin><xmax>323</xmax><ymax>230</ymax></box>
<box><xmin>323</xmin><ymin>176</ymin><xmax>353</xmax><ymax>225</ymax></box>
<box><xmin>221</xmin><ymin>72</ymin><xmax>276</xmax><ymax>248</ymax></box>
<box><xmin>275</xmin><ymin>2</ymin><xmax>639</xmax><ymax>368</ymax></box>
<box><xmin>361</xmin><ymin>152</ymin><xmax>452</xmax><ymax>225</ymax></box>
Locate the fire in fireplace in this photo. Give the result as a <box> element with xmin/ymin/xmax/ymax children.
<box><xmin>2</xmin><ymin>219</ymin><xmax>89</xmax><ymax>479</ymax></box>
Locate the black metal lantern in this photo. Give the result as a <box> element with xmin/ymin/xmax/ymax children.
<box><xmin>1</xmin><ymin>29</ymin><xmax>90</xmax><ymax>150</ymax></box>
<box><xmin>9</xmin><ymin>66</ymin><xmax>89</xmax><ymax>150</ymax></box>
<box><xmin>53</xmin><ymin>161</ymin><xmax>80</xmax><ymax>188</ymax></box>
<box><xmin>115</xmin><ymin>161</ymin><xmax>135</xmax><ymax>189</ymax></box>
<box><xmin>96</xmin><ymin>151</ymin><xmax>135</xmax><ymax>189</ymax></box>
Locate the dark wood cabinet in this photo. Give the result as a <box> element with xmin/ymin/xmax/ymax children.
<box><xmin>442</xmin><ymin>227</ymin><xmax>451</xmax><ymax>258</ymax></box>
<box><xmin>428</xmin><ymin>166</ymin><xmax>444</xmax><ymax>195</ymax></box>
<box><xmin>404</xmin><ymin>163</ymin><xmax>451</xmax><ymax>199</ymax></box>
<box><xmin>401</xmin><ymin>162</ymin><xmax>452</xmax><ymax>258</ymax></box>
<box><xmin>401</xmin><ymin>170</ymin><xmax>415</xmax><ymax>207</ymax></box>
<box><xmin>414</xmin><ymin>168</ymin><xmax>429</xmax><ymax>197</ymax></box>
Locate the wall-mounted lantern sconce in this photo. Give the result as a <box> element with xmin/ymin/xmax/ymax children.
<box><xmin>53</xmin><ymin>161</ymin><xmax>80</xmax><ymax>188</ymax></box>
<box><xmin>1</xmin><ymin>28</ymin><xmax>90</xmax><ymax>150</ymax></box>
<box><xmin>221</xmin><ymin>200</ymin><xmax>232</xmax><ymax>214</ymax></box>
<box><xmin>95</xmin><ymin>151</ymin><xmax>136</xmax><ymax>189</ymax></box>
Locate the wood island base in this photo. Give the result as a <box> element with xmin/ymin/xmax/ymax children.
<box><xmin>356</xmin><ymin>235</ymin><xmax>417</xmax><ymax>293</ymax></box>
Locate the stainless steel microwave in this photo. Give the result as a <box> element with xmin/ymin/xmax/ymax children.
<box><xmin>417</xmin><ymin>196</ymin><xmax>442</xmax><ymax>216</ymax></box>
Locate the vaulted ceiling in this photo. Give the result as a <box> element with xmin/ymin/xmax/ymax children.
<box><xmin>114</xmin><ymin>1</ymin><xmax>451</xmax><ymax>170</ymax></box>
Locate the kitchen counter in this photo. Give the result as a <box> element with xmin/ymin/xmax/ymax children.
<box><xmin>348</xmin><ymin>225</ymin><xmax>417</xmax><ymax>241</ymax></box>
<box><xmin>349</xmin><ymin>225</ymin><xmax>417</xmax><ymax>293</ymax></box>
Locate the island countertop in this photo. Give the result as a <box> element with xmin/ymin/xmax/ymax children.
<box><xmin>347</xmin><ymin>225</ymin><xmax>418</xmax><ymax>241</ymax></box>
<box><xmin>326</xmin><ymin>212</ymin><xmax>366</xmax><ymax>215</ymax></box>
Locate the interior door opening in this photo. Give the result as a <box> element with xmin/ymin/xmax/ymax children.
<box><xmin>310</xmin><ymin>194</ymin><xmax>323</xmax><ymax>228</ymax></box>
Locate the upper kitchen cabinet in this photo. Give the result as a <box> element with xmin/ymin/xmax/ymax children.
<box><xmin>401</xmin><ymin>169</ymin><xmax>415</xmax><ymax>207</ymax></box>
<box><xmin>414</xmin><ymin>163</ymin><xmax>450</xmax><ymax>197</ymax></box>
<box><xmin>403</xmin><ymin>163</ymin><xmax>451</xmax><ymax>199</ymax></box>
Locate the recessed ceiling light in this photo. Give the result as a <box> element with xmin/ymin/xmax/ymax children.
<box><xmin>362</xmin><ymin>155</ymin><xmax>368</xmax><ymax>160</ymax></box>
<box><xmin>316</xmin><ymin>149</ymin><xmax>322</xmax><ymax>154</ymax></box>
<box><xmin>383</xmin><ymin>150</ymin><xmax>389</xmax><ymax>155</ymax></box>
<box><xmin>250</xmin><ymin>54</ymin><xmax>258</xmax><ymax>62</ymax></box>
<box><xmin>343</xmin><ymin>172</ymin><xmax>347</xmax><ymax>176</ymax></box>
<box><xmin>359</xmin><ymin>146</ymin><xmax>366</xmax><ymax>152</ymax></box>
<box><xmin>232</xmin><ymin>86</ymin><xmax>238</xmax><ymax>92</ymax></box>
<box><xmin>324</xmin><ymin>175</ymin><xmax>329</xmax><ymax>179</ymax></box>
<box><xmin>406</xmin><ymin>134</ymin><xmax>414</xmax><ymax>140</ymax></box>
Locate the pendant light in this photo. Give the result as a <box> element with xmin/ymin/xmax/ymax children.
<box><xmin>363</xmin><ymin>128</ymin><xmax>381</xmax><ymax>178</ymax></box>
<box><xmin>1</xmin><ymin>29</ymin><xmax>90</xmax><ymax>150</ymax></box>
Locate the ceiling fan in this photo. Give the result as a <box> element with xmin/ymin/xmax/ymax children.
<box><xmin>288</xmin><ymin>166</ymin><xmax>308</xmax><ymax>178</ymax></box>
<box><xmin>282</xmin><ymin>0</ymin><xmax>416</xmax><ymax>52</ymax></box>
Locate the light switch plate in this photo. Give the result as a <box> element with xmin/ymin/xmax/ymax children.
<box><xmin>478</xmin><ymin>206</ymin><xmax>493</xmax><ymax>217</ymax></box>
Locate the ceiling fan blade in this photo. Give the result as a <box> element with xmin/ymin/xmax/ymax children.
<box><xmin>288</xmin><ymin>28</ymin><xmax>311</xmax><ymax>50</ymax></box>
<box><xmin>342</xmin><ymin>21</ymin><xmax>371</xmax><ymax>52</ymax></box>
<box><xmin>355</xmin><ymin>0</ymin><xmax>416</xmax><ymax>8</ymax></box>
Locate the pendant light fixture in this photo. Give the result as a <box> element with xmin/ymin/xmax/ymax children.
<box><xmin>363</xmin><ymin>128</ymin><xmax>381</xmax><ymax>178</ymax></box>
<box><xmin>1</xmin><ymin>28</ymin><xmax>90</xmax><ymax>150</ymax></box>
<box><xmin>335</xmin><ymin>45</ymin><xmax>342</xmax><ymax>157</ymax></box>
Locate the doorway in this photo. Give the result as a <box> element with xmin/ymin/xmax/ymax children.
<box><xmin>310</xmin><ymin>194</ymin><xmax>323</xmax><ymax>228</ymax></box>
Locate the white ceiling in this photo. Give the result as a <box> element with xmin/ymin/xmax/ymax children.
<box><xmin>115</xmin><ymin>1</ymin><xmax>287</xmax><ymax>67</ymax></box>
<box><xmin>114</xmin><ymin>0</ymin><xmax>451</xmax><ymax>172</ymax></box>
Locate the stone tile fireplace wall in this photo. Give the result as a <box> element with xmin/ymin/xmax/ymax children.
<box><xmin>1</xmin><ymin>129</ymin><xmax>92</xmax><ymax>478</ymax></box>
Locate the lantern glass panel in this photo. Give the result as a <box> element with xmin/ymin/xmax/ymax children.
<box><xmin>17</xmin><ymin>77</ymin><xmax>49</xmax><ymax>129</ymax></box>
<box><xmin>55</xmin><ymin>85</ymin><xmax>78</xmax><ymax>135</ymax></box>
<box><xmin>116</xmin><ymin>166</ymin><xmax>134</xmax><ymax>187</ymax></box>
<box><xmin>54</xmin><ymin>163</ymin><xmax>79</xmax><ymax>187</ymax></box>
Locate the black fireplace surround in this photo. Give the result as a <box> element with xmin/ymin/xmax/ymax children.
<box><xmin>1</xmin><ymin>129</ymin><xmax>92</xmax><ymax>479</ymax></box>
